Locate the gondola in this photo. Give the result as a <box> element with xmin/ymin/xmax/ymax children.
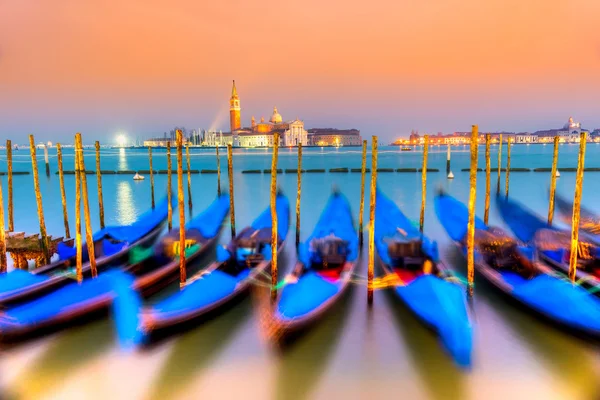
<box><xmin>0</xmin><ymin>195</ymin><xmax>230</xmax><ymax>342</ymax></box>
<box><xmin>0</xmin><ymin>195</ymin><xmax>173</xmax><ymax>307</ymax></box>
<box><xmin>113</xmin><ymin>192</ymin><xmax>290</xmax><ymax>347</ymax></box>
<box><xmin>272</xmin><ymin>191</ymin><xmax>358</xmax><ymax>339</ymax></box>
<box><xmin>435</xmin><ymin>190</ymin><xmax>600</xmax><ymax>339</ymax></box>
<box><xmin>496</xmin><ymin>195</ymin><xmax>600</xmax><ymax>295</ymax></box>
<box><xmin>375</xmin><ymin>189</ymin><xmax>472</xmax><ymax>367</ymax></box>
<box><xmin>554</xmin><ymin>191</ymin><xmax>600</xmax><ymax>241</ymax></box>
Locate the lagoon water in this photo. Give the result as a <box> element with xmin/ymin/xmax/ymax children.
<box><xmin>1</xmin><ymin>144</ymin><xmax>600</xmax><ymax>399</ymax></box>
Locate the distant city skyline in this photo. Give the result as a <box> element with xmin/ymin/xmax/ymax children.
<box><xmin>1</xmin><ymin>0</ymin><xmax>599</xmax><ymax>144</ymax></box>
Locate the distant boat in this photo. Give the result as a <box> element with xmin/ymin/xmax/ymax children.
<box><xmin>401</xmin><ymin>147</ymin><xmax>412</xmax><ymax>151</ymax></box>
<box><xmin>133</xmin><ymin>173</ymin><xmax>144</xmax><ymax>180</ymax></box>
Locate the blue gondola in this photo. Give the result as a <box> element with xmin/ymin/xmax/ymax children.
<box><xmin>374</xmin><ymin>189</ymin><xmax>472</xmax><ymax>367</ymax></box>
<box><xmin>0</xmin><ymin>195</ymin><xmax>174</xmax><ymax>307</ymax></box>
<box><xmin>0</xmin><ymin>195</ymin><xmax>230</xmax><ymax>342</ymax></box>
<box><xmin>272</xmin><ymin>191</ymin><xmax>358</xmax><ymax>338</ymax></box>
<box><xmin>113</xmin><ymin>192</ymin><xmax>290</xmax><ymax>347</ymax></box>
<box><xmin>435</xmin><ymin>191</ymin><xmax>600</xmax><ymax>339</ymax></box>
<box><xmin>496</xmin><ymin>195</ymin><xmax>600</xmax><ymax>295</ymax></box>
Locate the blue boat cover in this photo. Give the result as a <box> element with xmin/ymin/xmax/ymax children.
<box><xmin>375</xmin><ymin>189</ymin><xmax>439</xmax><ymax>264</ymax></box>
<box><xmin>298</xmin><ymin>192</ymin><xmax>358</xmax><ymax>266</ymax></box>
<box><xmin>501</xmin><ymin>271</ymin><xmax>600</xmax><ymax>332</ymax></box>
<box><xmin>57</xmin><ymin>241</ymin><xmax>89</xmax><ymax>262</ymax></box>
<box><xmin>496</xmin><ymin>196</ymin><xmax>553</xmax><ymax>243</ymax></box>
<box><xmin>251</xmin><ymin>193</ymin><xmax>290</xmax><ymax>242</ymax></box>
<box><xmin>277</xmin><ymin>271</ymin><xmax>340</xmax><ymax>319</ymax></box>
<box><xmin>185</xmin><ymin>194</ymin><xmax>230</xmax><ymax>239</ymax></box>
<box><xmin>0</xmin><ymin>270</ymin><xmax>134</xmax><ymax>331</ymax></box>
<box><xmin>434</xmin><ymin>193</ymin><xmax>487</xmax><ymax>242</ymax></box>
<box><xmin>0</xmin><ymin>270</ymin><xmax>51</xmax><ymax>300</ymax></box>
<box><xmin>396</xmin><ymin>275</ymin><xmax>473</xmax><ymax>367</ymax></box>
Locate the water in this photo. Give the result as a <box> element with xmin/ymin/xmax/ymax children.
<box><xmin>1</xmin><ymin>144</ymin><xmax>600</xmax><ymax>399</ymax></box>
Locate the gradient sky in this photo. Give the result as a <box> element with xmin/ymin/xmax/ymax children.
<box><xmin>1</xmin><ymin>0</ymin><xmax>599</xmax><ymax>143</ymax></box>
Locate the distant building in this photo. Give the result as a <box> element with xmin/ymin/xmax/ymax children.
<box><xmin>227</xmin><ymin>81</ymin><xmax>308</xmax><ymax>147</ymax></box>
<box><xmin>514</xmin><ymin>133</ymin><xmax>538</xmax><ymax>143</ymax></box>
<box><xmin>307</xmin><ymin>129</ymin><xmax>362</xmax><ymax>146</ymax></box>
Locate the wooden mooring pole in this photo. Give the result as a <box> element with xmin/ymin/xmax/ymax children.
<box><xmin>216</xmin><ymin>146</ymin><xmax>221</xmax><ymax>196</ymax></box>
<box><xmin>6</xmin><ymin>140</ymin><xmax>13</xmax><ymax>232</ymax></box>
<box><xmin>368</xmin><ymin>136</ymin><xmax>378</xmax><ymax>305</ymax></box>
<box><xmin>177</xmin><ymin>130</ymin><xmax>187</xmax><ymax>287</ymax></box>
<box><xmin>466</xmin><ymin>125</ymin><xmax>479</xmax><ymax>297</ymax></box>
<box><xmin>505</xmin><ymin>136</ymin><xmax>511</xmax><ymax>199</ymax></box>
<box><xmin>167</xmin><ymin>141</ymin><xmax>172</xmax><ymax>230</ymax></box>
<box><xmin>76</xmin><ymin>133</ymin><xmax>97</xmax><ymax>278</ymax></box>
<box><xmin>484</xmin><ymin>134</ymin><xmax>491</xmax><ymax>225</ymax></box>
<box><xmin>29</xmin><ymin>135</ymin><xmax>50</xmax><ymax>265</ymax></box>
<box><xmin>295</xmin><ymin>143</ymin><xmax>302</xmax><ymax>247</ymax></box>
<box><xmin>186</xmin><ymin>143</ymin><xmax>193</xmax><ymax>215</ymax></box>
<box><xmin>497</xmin><ymin>134</ymin><xmax>502</xmax><ymax>194</ymax></box>
<box><xmin>358</xmin><ymin>140</ymin><xmax>367</xmax><ymax>246</ymax></box>
<box><xmin>548</xmin><ymin>136</ymin><xmax>560</xmax><ymax>225</ymax></box>
<box><xmin>0</xmin><ymin>178</ymin><xmax>6</xmax><ymax>273</ymax></box>
<box><xmin>270</xmin><ymin>133</ymin><xmax>280</xmax><ymax>301</ymax></box>
<box><xmin>227</xmin><ymin>144</ymin><xmax>236</xmax><ymax>238</ymax></box>
<box><xmin>148</xmin><ymin>147</ymin><xmax>155</xmax><ymax>209</ymax></box>
<box><xmin>44</xmin><ymin>144</ymin><xmax>50</xmax><ymax>177</ymax></box>
<box><xmin>75</xmin><ymin>139</ymin><xmax>83</xmax><ymax>282</ymax></box>
<box><xmin>56</xmin><ymin>143</ymin><xmax>71</xmax><ymax>238</ymax></box>
<box><xmin>419</xmin><ymin>135</ymin><xmax>429</xmax><ymax>233</ymax></box>
<box><xmin>95</xmin><ymin>141</ymin><xmax>105</xmax><ymax>229</ymax></box>
<box><xmin>569</xmin><ymin>132</ymin><xmax>587</xmax><ymax>283</ymax></box>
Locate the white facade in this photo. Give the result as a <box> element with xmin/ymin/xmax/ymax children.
<box><xmin>203</xmin><ymin>130</ymin><xmax>233</xmax><ymax>146</ymax></box>
<box><xmin>514</xmin><ymin>133</ymin><xmax>539</xmax><ymax>143</ymax></box>
<box><xmin>283</xmin><ymin>120</ymin><xmax>308</xmax><ymax>146</ymax></box>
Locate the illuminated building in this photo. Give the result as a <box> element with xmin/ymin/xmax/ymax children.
<box><xmin>307</xmin><ymin>129</ymin><xmax>362</xmax><ymax>146</ymax></box>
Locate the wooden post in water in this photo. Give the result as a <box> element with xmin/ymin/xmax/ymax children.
<box><xmin>505</xmin><ymin>136</ymin><xmax>511</xmax><ymax>199</ymax></box>
<box><xmin>148</xmin><ymin>147</ymin><xmax>155</xmax><ymax>209</ymax></box>
<box><xmin>548</xmin><ymin>136</ymin><xmax>560</xmax><ymax>225</ymax></box>
<box><xmin>29</xmin><ymin>135</ymin><xmax>50</xmax><ymax>265</ymax></box>
<box><xmin>446</xmin><ymin>144</ymin><xmax>454</xmax><ymax>179</ymax></box>
<box><xmin>466</xmin><ymin>125</ymin><xmax>479</xmax><ymax>297</ymax></box>
<box><xmin>43</xmin><ymin>144</ymin><xmax>50</xmax><ymax>177</ymax></box>
<box><xmin>484</xmin><ymin>134</ymin><xmax>491</xmax><ymax>224</ymax></box>
<box><xmin>216</xmin><ymin>146</ymin><xmax>221</xmax><ymax>196</ymax></box>
<box><xmin>419</xmin><ymin>135</ymin><xmax>429</xmax><ymax>233</ymax></box>
<box><xmin>186</xmin><ymin>143</ymin><xmax>193</xmax><ymax>215</ymax></box>
<box><xmin>368</xmin><ymin>136</ymin><xmax>378</xmax><ymax>305</ymax></box>
<box><xmin>569</xmin><ymin>132</ymin><xmax>587</xmax><ymax>283</ymax></box>
<box><xmin>227</xmin><ymin>144</ymin><xmax>236</xmax><ymax>238</ymax></box>
<box><xmin>295</xmin><ymin>143</ymin><xmax>302</xmax><ymax>247</ymax></box>
<box><xmin>0</xmin><ymin>179</ymin><xmax>6</xmax><ymax>273</ymax></box>
<box><xmin>176</xmin><ymin>130</ymin><xmax>187</xmax><ymax>287</ymax></box>
<box><xmin>76</xmin><ymin>133</ymin><xmax>97</xmax><ymax>278</ymax></box>
<box><xmin>74</xmin><ymin>137</ymin><xmax>83</xmax><ymax>282</ymax></box>
<box><xmin>167</xmin><ymin>141</ymin><xmax>172</xmax><ymax>230</ymax></box>
<box><xmin>270</xmin><ymin>133</ymin><xmax>280</xmax><ymax>301</ymax></box>
<box><xmin>497</xmin><ymin>134</ymin><xmax>502</xmax><ymax>194</ymax></box>
<box><xmin>6</xmin><ymin>140</ymin><xmax>13</xmax><ymax>232</ymax></box>
<box><xmin>56</xmin><ymin>143</ymin><xmax>71</xmax><ymax>238</ymax></box>
<box><xmin>95</xmin><ymin>141</ymin><xmax>105</xmax><ymax>229</ymax></box>
<box><xmin>358</xmin><ymin>140</ymin><xmax>367</xmax><ymax>246</ymax></box>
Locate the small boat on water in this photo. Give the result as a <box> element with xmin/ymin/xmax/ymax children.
<box><xmin>0</xmin><ymin>196</ymin><xmax>173</xmax><ymax>307</ymax></box>
<box><xmin>0</xmin><ymin>195</ymin><xmax>230</xmax><ymax>342</ymax></box>
<box><xmin>435</xmin><ymin>191</ymin><xmax>600</xmax><ymax>339</ymax></box>
<box><xmin>272</xmin><ymin>191</ymin><xmax>358</xmax><ymax>339</ymax></box>
<box><xmin>401</xmin><ymin>147</ymin><xmax>412</xmax><ymax>151</ymax></box>
<box><xmin>113</xmin><ymin>192</ymin><xmax>290</xmax><ymax>347</ymax></box>
<box><xmin>375</xmin><ymin>189</ymin><xmax>472</xmax><ymax>367</ymax></box>
<box><xmin>496</xmin><ymin>195</ymin><xmax>600</xmax><ymax>295</ymax></box>
<box><xmin>133</xmin><ymin>172</ymin><xmax>144</xmax><ymax>180</ymax></box>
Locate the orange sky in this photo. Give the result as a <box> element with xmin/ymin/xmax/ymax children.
<box><xmin>1</xmin><ymin>0</ymin><xmax>599</xmax><ymax>142</ymax></box>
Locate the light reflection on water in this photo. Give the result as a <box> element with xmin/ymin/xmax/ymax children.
<box><xmin>1</xmin><ymin>145</ymin><xmax>600</xmax><ymax>399</ymax></box>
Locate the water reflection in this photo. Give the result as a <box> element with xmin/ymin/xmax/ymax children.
<box><xmin>118</xmin><ymin>148</ymin><xmax>128</xmax><ymax>171</ymax></box>
<box><xmin>116</xmin><ymin>181</ymin><xmax>136</xmax><ymax>225</ymax></box>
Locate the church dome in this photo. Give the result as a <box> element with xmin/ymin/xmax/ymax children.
<box><xmin>270</xmin><ymin>106</ymin><xmax>283</xmax><ymax>124</ymax></box>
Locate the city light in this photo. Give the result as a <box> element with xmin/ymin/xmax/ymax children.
<box><xmin>117</xmin><ymin>134</ymin><xmax>127</xmax><ymax>147</ymax></box>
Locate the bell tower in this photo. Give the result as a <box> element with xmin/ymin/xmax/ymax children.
<box><xmin>229</xmin><ymin>80</ymin><xmax>241</xmax><ymax>132</ymax></box>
